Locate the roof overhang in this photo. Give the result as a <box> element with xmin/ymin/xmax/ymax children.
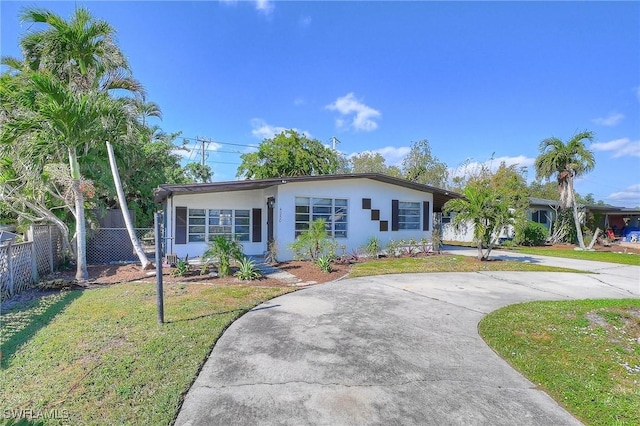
<box><xmin>153</xmin><ymin>173</ymin><xmax>461</xmax><ymax>212</ymax></box>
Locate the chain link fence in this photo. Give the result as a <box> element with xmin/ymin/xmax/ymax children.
<box><xmin>87</xmin><ymin>228</ymin><xmax>155</xmax><ymax>264</ymax></box>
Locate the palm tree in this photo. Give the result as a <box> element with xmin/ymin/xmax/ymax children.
<box><xmin>534</xmin><ymin>131</ymin><xmax>595</xmax><ymax>250</ymax></box>
<box><xmin>6</xmin><ymin>7</ymin><xmax>149</xmax><ymax>279</ymax></box>
<box><xmin>444</xmin><ymin>180</ymin><xmax>514</xmax><ymax>261</ymax></box>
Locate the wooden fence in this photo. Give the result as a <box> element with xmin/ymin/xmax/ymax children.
<box><xmin>0</xmin><ymin>225</ymin><xmax>64</xmax><ymax>300</ymax></box>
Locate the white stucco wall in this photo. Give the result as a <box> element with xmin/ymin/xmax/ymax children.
<box><xmin>167</xmin><ymin>188</ymin><xmax>274</xmax><ymax>259</ymax></box>
<box><xmin>275</xmin><ymin>178</ymin><xmax>434</xmax><ymax>260</ymax></box>
<box><xmin>163</xmin><ymin>178</ymin><xmax>435</xmax><ymax>261</ymax></box>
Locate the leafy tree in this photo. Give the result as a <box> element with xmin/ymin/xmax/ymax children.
<box><xmin>184</xmin><ymin>162</ymin><xmax>213</xmax><ymax>183</ymax></box>
<box><xmin>401</xmin><ymin>139</ymin><xmax>448</xmax><ymax>187</ymax></box>
<box><xmin>534</xmin><ymin>131</ymin><xmax>595</xmax><ymax>250</ymax></box>
<box><xmin>237</xmin><ymin>130</ymin><xmax>340</xmax><ymax>179</ymax></box>
<box><xmin>349</xmin><ymin>152</ymin><xmax>402</xmax><ymax>177</ymax></box>
<box><xmin>528</xmin><ymin>180</ymin><xmax>559</xmax><ymax>201</ymax></box>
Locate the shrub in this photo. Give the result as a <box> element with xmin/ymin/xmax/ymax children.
<box><xmin>234</xmin><ymin>256</ymin><xmax>262</xmax><ymax>281</ymax></box>
<box><xmin>171</xmin><ymin>258</ymin><xmax>190</xmax><ymax>277</ymax></box>
<box><xmin>515</xmin><ymin>221</ymin><xmax>549</xmax><ymax>246</ymax></box>
<box><xmin>289</xmin><ymin>219</ymin><xmax>337</xmax><ymax>261</ymax></box>
<box><xmin>315</xmin><ymin>256</ymin><xmax>333</xmax><ymax>273</ymax></box>
<box><xmin>363</xmin><ymin>236</ymin><xmax>381</xmax><ymax>259</ymax></box>
<box><xmin>203</xmin><ymin>236</ymin><xmax>244</xmax><ymax>277</ymax></box>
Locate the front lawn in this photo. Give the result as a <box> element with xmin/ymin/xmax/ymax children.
<box><xmin>349</xmin><ymin>254</ymin><xmax>583</xmax><ymax>277</ymax></box>
<box><xmin>1</xmin><ymin>283</ymin><xmax>292</xmax><ymax>425</ymax></box>
<box><xmin>507</xmin><ymin>246</ymin><xmax>640</xmax><ymax>266</ymax></box>
<box><xmin>479</xmin><ymin>299</ymin><xmax>640</xmax><ymax>426</ymax></box>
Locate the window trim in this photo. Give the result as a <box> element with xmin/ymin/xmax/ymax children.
<box><xmin>295</xmin><ymin>196</ymin><xmax>349</xmax><ymax>238</ymax></box>
<box><xmin>187</xmin><ymin>208</ymin><xmax>251</xmax><ymax>242</ymax></box>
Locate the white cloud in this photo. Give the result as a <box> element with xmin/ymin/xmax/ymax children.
<box><xmin>592</xmin><ymin>112</ymin><xmax>625</xmax><ymax>127</ymax></box>
<box><xmin>592</xmin><ymin>138</ymin><xmax>640</xmax><ymax>158</ymax></box>
<box><xmin>293</xmin><ymin>97</ymin><xmax>306</xmax><ymax>106</ymax></box>
<box><xmin>606</xmin><ymin>184</ymin><xmax>640</xmax><ymax>206</ymax></box>
<box><xmin>348</xmin><ymin>146</ymin><xmax>411</xmax><ymax>167</ymax></box>
<box><xmin>255</xmin><ymin>0</ymin><xmax>274</xmax><ymax>15</ymax></box>
<box><xmin>250</xmin><ymin>118</ymin><xmax>311</xmax><ymax>140</ymax></box>
<box><xmin>325</xmin><ymin>93</ymin><xmax>381</xmax><ymax>132</ymax></box>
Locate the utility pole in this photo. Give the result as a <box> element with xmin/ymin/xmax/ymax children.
<box><xmin>331</xmin><ymin>136</ymin><xmax>341</xmax><ymax>151</ymax></box>
<box><xmin>200</xmin><ymin>137</ymin><xmax>206</xmax><ymax>167</ymax></box>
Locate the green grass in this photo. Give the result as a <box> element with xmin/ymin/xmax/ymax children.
<box><xmin>479</xmin><ymin>299</ymin><xmax>640</xmax><ymax>426</ymax></box>
<box><xmin>349</xmin><ymin>254</ymin><xmax>584</xmax><ymax>278</ymax></box>
<box><xmin>507</xmin><ymin>247</ymin><xmax>640</xmax><ymax>266</ymax></box>
<box><xmin>1</xmin><ymin>283</ymin><xmax>292</xmax><ymax>425</ymax></box>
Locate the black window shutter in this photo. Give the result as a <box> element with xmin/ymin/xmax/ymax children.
<box><xmin>391</xmin><ymin>199</ymin><xmax>399</xmax><ymax>231</ymax></box>
<box><xmin>423</xmin><ymin>201</ymin><xmax>430</xmax><ymax>231</ymax></box>
<box><xmin>252</xmin><ymin>208</ymin><xmax>262</xmax><ymax>243</ymax></box>
<box><xmin>175</xmin><ymin>207</ymin><xmax>187</xmax><ymax>244</ymax></box>
<box><xmin>362</xmin><ymin>198</ymin><xmax>371</xmax><ymax>209</ymax></box>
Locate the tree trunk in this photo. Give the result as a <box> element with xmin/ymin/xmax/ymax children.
<box><xmin>106</xmin><ymin>141</ymin><xmax>152</xmax><ymax>269</ymax></box>
<box><xmin>569</xmin><ymin>174</ymin><xmax>586</xmax><ymax>249</ymax></box>
<box><xmin>477</xmin><ymin>241</ymin><xmax>484</xmax><ymax>260</ymax></box>
<box><xmin>72</xmin><ymin>179</ymin><xmax>89</xmax><ymax>281</ymax></box>
<box><xmin>67</xmin><ymin>147</ymin><xmax>89</xmax><ymax>281</ymax></box>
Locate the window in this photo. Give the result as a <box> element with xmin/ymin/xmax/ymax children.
<box><xmin>532</xmin><ymin>210</ymin><xmax>548</xmax><ymax>224</ymax></box>
<box><xmin>440</xmin><ymin>211</ymin><xmax>452</xmax><ymax>224</ymax></box>
<box><xmin>398</xmin><ymin>201</ymin><xmax>421</xmax><ymax>230</ymax></box>
<box><xmin>188</xmin><ymin>208</ymin><xmax>250</xmax><ymax>242</ymax></box>
<box><xmin>295</xmin><ymin>197</ymin><xmax>348</xmax><ymax>238</ymax></box>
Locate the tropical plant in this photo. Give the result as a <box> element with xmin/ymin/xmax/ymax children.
<box><xmin>534</xmin><ymin>131</ymin><xmax>596</xmax><ymax>249</ymax></box>
<box><xmin>234</xmin><ymin>256</ymin><xmax>262</xmax><ymax>281</ymax></box>
<box><xmin>171</xmin><ymin>258</ymin><xmax>190</xmax><ymax>277</ymax></box>
<box><xmin>315</xmin><ymin>256</ymin><xmax>333</xmax><ymax>273</ymax></box>
<box><xmin>385</xmin><ymin>239</ymin><xmax>401</xmax><ymax>258</ymax></box>
<box><xmin>288</xmin><ymin>219</ymin><xmax>336</xmax><ymax>261</ymax></box>
<box><xmin>1</xmin><ymin>7</ymin><xmax>146</xmax><ymax>280</ymax></box>
<box><xmin>203</xmin><ymin>236</ymin><xmax>244</xmax><ymax>277</ymax></box>
<box><xmin>444</xmin><ymin>179</ymin><xmax>515</xmax><ymax>261</ymax></box>
<box><xmin>363</xmin><ymin>236</ymin><xmax>381</xmax><ymax>259</ymax></box>
<box><xmin>237</xmin><ymin>130</ymin><xmax>340</xmax><ymax>179</ymax></box>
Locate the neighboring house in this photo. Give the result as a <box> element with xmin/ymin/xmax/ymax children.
<box><xmin>442</xmin><ymin>196</ymin><xmax>640</xmax><ymax>243</ymax></box>
<box><xmin>153</xmin><ymin>173</ymin><xmax>459</xmax><ymax>261</ymax></box>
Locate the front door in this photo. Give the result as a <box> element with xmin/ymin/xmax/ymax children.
<box><xmin>267</xmin><ymin>197</ymin><xmax>275</xmax><ymax>244</ymax></box>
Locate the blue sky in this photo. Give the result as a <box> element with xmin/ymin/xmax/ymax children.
<box><xmin>2</xmin><ymin>1</ymin><xmax>639</xmax><ymax>207</ymax></box>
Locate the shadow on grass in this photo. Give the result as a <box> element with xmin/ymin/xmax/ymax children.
<box><xmin>1</xmin><ymin>290</ymin><xmax>82</xmax><ymax>369</ymax></box>
<box><xmin>165</xmin><ymin>308</ymin><xmax>245</xmax><ymax>324</ymax></box>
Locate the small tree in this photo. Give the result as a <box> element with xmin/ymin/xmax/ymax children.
<box><xmin>444</xmin><ymin>180</ymin><xmax>515</xmax><ymax>261</ymax></box>
<box><xmin>289</xmin><ymin>219</ymin><xmax>337</xmax><ymax>261</ymax></box>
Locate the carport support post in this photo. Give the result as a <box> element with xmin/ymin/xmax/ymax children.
<box><xmin>154</xmin><ymin>212</ymin><xmax>164</xmax><ymax>324</ymax></box>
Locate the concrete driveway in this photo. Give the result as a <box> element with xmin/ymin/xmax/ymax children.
<box><xmin>175</xmin><ymin>254</ymin><xmax>639</xmax><ymax>426</ymax></box>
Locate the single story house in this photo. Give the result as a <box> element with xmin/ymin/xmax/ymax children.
<box><xmin>153</xmin><ymin>173</ymin><xmax>460</xmax><ymax>261</ymax></box>
<box><xmin>442</xmin><ymin>196</ymin><xmax>640</xmax><ymax>243</ymax></box>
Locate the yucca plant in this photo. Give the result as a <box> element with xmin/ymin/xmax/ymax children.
<box><xmin>234</xmin><ymin>256</ymin><xmax>262</xmax><ymax>281</ymax></box>
<box><xmin>315</xmin><ymin>255</ymin><xmax>332</xmax><ymax>273</ymax></box>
